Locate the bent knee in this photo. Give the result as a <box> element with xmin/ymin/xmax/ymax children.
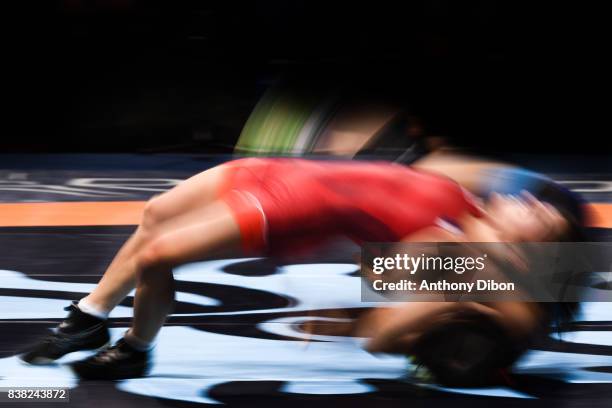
<box><xmin>137</xmin><ymin>237</ymin><xmax>175</xmax><ymax>270</ymax></box>
<box><xmin>141</xmin><ymin>194</ymin><xmax>171</xmax><ymax>230</ymax></box>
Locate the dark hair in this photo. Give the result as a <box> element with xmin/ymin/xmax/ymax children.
<box><xmin>536</xmin><ymin>177</ymin><xmax>588</xmax><ymax>238</ymax></box>
<box><xmin>411</xmin><ymin>316</ymin><xmax>527</xmax><ymax>387</ymax></box>
<box><xmin>537</xmin><ymin>181</ymin><xmax>588</xmax><ymax>323</ymax></box>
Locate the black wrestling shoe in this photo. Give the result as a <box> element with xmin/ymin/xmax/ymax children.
<box><xmin>20</xmin><ymin>302</ymin><xmax>110</xmax><ymax>365</ymax></box>
<box><xmin>71</xmin><ymin>338</ymin><xmax>150</xmax><ymax>380</ymax></box>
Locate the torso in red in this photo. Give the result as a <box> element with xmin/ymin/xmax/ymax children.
<box><xmin>224</xmin><ymin>158</ymin><xmax>480</xmax><ymax>254</ymax></box>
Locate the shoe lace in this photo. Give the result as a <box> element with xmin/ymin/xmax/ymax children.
<box><xmin>93</xmin><ymin>340</ymin><xmax>126</xmax><ymax>363</ymax></box>
<box><xmin>63</xmin><ymin>301</ymin><xmax>79</xmax><ymax>313</ymax></box>
<box><xmin>37</xmin><ymin>302</ymin><xmax>83</xmax><ymax>347</ymax></box>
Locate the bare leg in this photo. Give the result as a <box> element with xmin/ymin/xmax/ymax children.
<box><xmin>82</xmin><ymin>165</ymin><xmax>229</xmax><ymax>312</ymax></box>
<box><xmin>129</xmin><ymin>200</ymin><xmax>243</xmax><ymax>343</ymax></box>
<box><xmin>127</xmin><ymin>264</ymin><xmax>175</xmax><ymax>344</ymax></box>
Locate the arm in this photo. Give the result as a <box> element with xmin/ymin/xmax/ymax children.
<box><xmin>361</xmin><ymin>302</ymin><xmax>503</xmax><ymax>353</ymax></box>
<box><xmin>412</xmin><ymin>150</ymin><xmax>514</xmax><ymax>194</ymax></box>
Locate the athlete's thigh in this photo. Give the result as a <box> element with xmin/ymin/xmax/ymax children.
<box><xmin>154</xmin><ymin>196</ymin><xmax>238</xmax><ymax>237</ymax></box>
<box><xmin>146</xmin><ymin>164</ymin><xmax>230</xmax><ymax>223</ymax></box>
<box><xmin>142</xmin><ymin>200</ymin><xmax>244</xmax><ymax>266</ymax></box>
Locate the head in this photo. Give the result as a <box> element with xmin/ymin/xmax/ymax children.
<box><xmin>471</xmin><ymin>168</ymin><xmax>587</xmax><ymax>243</ymax></box>
<box><xmin>411</xmin><ymin>315</ymin><xmax>526</xmax><ymax>387</ymax></box>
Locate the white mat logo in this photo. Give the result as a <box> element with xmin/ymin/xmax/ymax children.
<box><xmin>0</xmin><ymin>177</ymin><xmax>180</xmax><ymax>199</ymax></box>
<box><xmin>0</xmin><ymin>175</ymin><xmax>610</xmax><ymax>200</ymax></box>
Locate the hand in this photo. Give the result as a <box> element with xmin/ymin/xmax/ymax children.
<box><xmin>484</xmin><ymin>191</ymin><xmax>568</xmax><ymax>242</ymax></box>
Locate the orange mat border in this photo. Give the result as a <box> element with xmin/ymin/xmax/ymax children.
<box><xmin>0</xmin><ymin>201</ymin><xmax>610</xmax><ymax>228</ymax></box>
<box><xmin>0</xmin><ymin>201</ymin><xmax>146</xmax><ymax>227</ymax></box>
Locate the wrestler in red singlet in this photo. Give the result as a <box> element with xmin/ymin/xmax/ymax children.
<box><xmin>219</xmin><ymin>158</ymin><xmax>480</xmax><ymax>254</ymax></box>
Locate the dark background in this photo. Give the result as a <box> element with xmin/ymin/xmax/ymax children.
<box><xmin>3</xmin><ymin>0</ymin><xmax>609</xmax><ymax>154</ymax></box>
